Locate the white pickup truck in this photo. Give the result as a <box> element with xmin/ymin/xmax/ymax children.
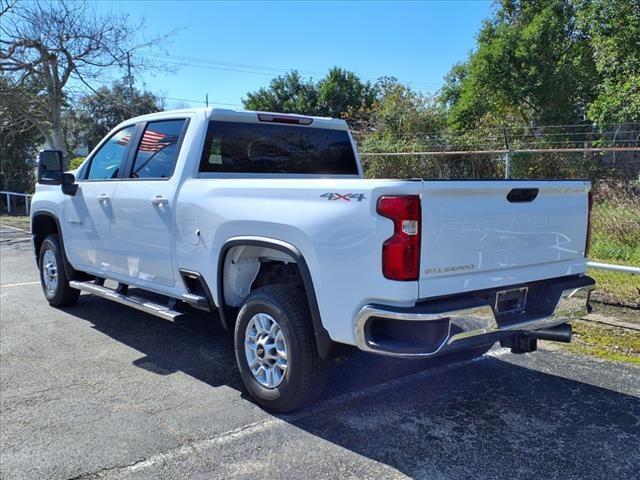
<box><xmin>31</xmin><ymin>108</ymin><xmax>594</xmax><ymax>412</ymax></box>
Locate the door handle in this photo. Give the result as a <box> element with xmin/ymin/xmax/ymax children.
<box><xmin>98</xmin><ymin>193</ymin><xmax>109</xmax><ymax>204</ymax></box>
<box><xmin>151</xmin><ymin>195</ymin><xmax>169</xmax><ymax>207</ymax></box>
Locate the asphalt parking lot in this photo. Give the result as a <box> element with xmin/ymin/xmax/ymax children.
<box><xmin>1</xmin><ymin>224</ymin><xmax>639</xmax><ymax>479</ymax></box>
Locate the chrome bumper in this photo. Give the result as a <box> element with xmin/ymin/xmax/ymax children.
<box><xmin>354</xmin><ymin>281</ymin><xmax>594</xmax><ymax>358</ymax></box>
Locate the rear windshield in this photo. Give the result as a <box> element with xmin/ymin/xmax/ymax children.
<box><xmin>199</xmin><ymin>121</ymin><xmax>358</xmax><ymax>175</ymax></box>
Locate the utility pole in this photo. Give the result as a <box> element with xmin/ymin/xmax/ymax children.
<box><xmin>205</xmin><ymin>93</ymin><xmax>209</xmax><ymax>107</ymax></box>
<box><xmin>126</xmin><ymin>52</ymin><xmax>134</xmax><ymax>105</ymax></box>
<box><xmin>503</xmin><ymin>126</ymin><xmax>511</xmax><ymax>179</ymax></box>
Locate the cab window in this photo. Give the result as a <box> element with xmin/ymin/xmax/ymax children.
<box><xmin>130</xmin><ymin>119</ymin><xmax>186</xmax><ymax>179</ymax></box>
<box><xmin>85</xmin><ymin>126</ymin><xmax>136</xmax><ymax>180</ymax></box>
<box><xmin>199</xmin><ymin>121</ymin><xmax>358</xmax><ymax>175</ymax></box>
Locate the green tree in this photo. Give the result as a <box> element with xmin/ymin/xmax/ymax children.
<box><xmin>0</xmin><ymin>120</ymin><xmax>38</xmax><ymax>194</ymax></box>
<box><xmin>444</xmin><ymin>0</ymin><xmax>598</xmax><ymax>130</ymax></box>
<box><xmin>68</xmin><ymin>82</ymin><xmax>164</xmax><ymax>151</ymax></box>
<box><xmin>243</xmin><ymin>71</ymin><xmax>318</xmax><ymax>114</ymax></box>
<box><xmin>316</xmin><ymin>67</ymin><xmax>376</xmax><ymax>118</ymax></box>
<box><xmin>360</xmin><ymin>79</ymin><xmax>453</xmax><ymax>178</ymax></box>
<box><xmin>0</xmin><ymin>76</ymin><xmax>39</xmax><ymax>193</ymax></box>
<box><xmin>439</xmin><ymin>62</ymin><xmax>469</xmax><ymax>109</ymax></box>
<box><xmin>243</xmin><ymin>67</ymin><xmax>376</xmax><ymax>120</ymax></box>
<box><xmin>439</xmin><ymin>0</ymin><xmax>640</xmax><ymax>179</ymax></box>
<box><xmin>578</xmin><ymin>0</ymin><xmax>640</xmax><ymax>123</ymax></box>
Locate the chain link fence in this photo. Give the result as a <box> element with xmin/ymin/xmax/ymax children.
<box><xmin>588</xmin><ymin>179</ymin><xmax>640</xmax><ymax>307</ymax></box>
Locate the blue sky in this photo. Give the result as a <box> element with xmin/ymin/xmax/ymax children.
<box><xmin>90</xmin><ymin>1</ymin><xmax>493</xmax><ymax>109</ymax></box>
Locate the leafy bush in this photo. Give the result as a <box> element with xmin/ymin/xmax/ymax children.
<box><xmin>68</xmin><ymin>157</ymin><xmax>85</xmax><ymax>170</ymax></box>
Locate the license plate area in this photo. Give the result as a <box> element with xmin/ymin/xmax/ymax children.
<box><xmin>495</xmin><ymin>287</ymin><xmax>528</xmax><ymax>314</ymax></box>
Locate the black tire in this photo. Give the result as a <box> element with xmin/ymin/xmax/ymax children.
<box><xmin>38</xmin><ymin>234</ymin><xmax>80</xmax><ymax>307</ymax></box>
<box><xmin>234</xmin><ymin>285</ymin><xmax>328</xmax><ymax>412</ymax></box>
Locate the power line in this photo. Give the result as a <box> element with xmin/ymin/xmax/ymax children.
<box><xmin>139</xmin><ymin>51</ymin><xmax>445</xmax><ymax>89</ymax></box>
<box><xmin>143</xmin><ymin>57</ymin><xmax>278</xmax><ymax>77</ymax></box>
<box><xmin>141</xmin><ymin>51</ymin><xmax>320</xmax><ymax>76</ymax></box>
<box><xmin>65</xmin><ymin>85</ymin><xmax>244</xmax><ymax>109</ymax></box>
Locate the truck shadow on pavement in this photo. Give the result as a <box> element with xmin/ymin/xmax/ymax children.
<box><xmin>68</xmin><ymin>293</ymin><xmax>640</xmax><ymax>479</ymax></box>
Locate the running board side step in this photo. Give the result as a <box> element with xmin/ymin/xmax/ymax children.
<box><xmin>69</xmin><ymin>280</ymin><xmax>183</xmax><ymax>321</ymax></box>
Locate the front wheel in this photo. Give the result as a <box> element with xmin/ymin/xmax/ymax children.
<box><xmin>39</xmin><ymin>234</ymin><xmax>80</xmax><ymax>307</ymax></box>
<box><xmin>234</xmin><ymin>285</ymin><xmax>328</xmax><ymax>412</ymax></box>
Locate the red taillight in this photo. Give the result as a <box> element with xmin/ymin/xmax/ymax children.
<box><xmin>585</xmin><ymin>190</ymin><xmax>593</xmax><ymax>257</ymax></box>
<box><xmin>377</xmin><ymin>195</ymin><xmax>421</xmax><ymax>281</ymax></box>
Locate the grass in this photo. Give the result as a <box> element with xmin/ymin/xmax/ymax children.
<box><xmin>590</xmin><ymin>200</ymin><xmax>640</xmax><ymax>262</ymax></box>
<box><xmin>590</xmin><ymin>235</ymin><xmax>640</xmax><ymax>265</ymax></box>
<box><xmin>561</xmin><ymin>320</ymin><xmax>640</xmax><ymax>365</ymax></box>
<box><xmin>588</xmin><ymin>268</ymin><xmax>640</xmax><ymax>308</ymax></box>
<box><xmin>587</xmin><ymin>198</ymin><xmax>640</xmax><ymax>307</ymax></box>
<box><xmin>0</xmin><ymin>215</ymin><xmax>31</xmax><ymax>231</ymax></box>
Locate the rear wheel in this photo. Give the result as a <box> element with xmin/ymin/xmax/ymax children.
<box><xmin>38</xmin><ymin>234</ymin><xmax>80</xmax><ymax>307</ymax></box>
<box><xmin>234</xmin><ymin>285</ymin><xmax>328</xmax><ymax>412</ymax></box>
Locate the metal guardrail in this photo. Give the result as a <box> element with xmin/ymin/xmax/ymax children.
<box><xmin>0</xmin><ymin>191</ymin><xmax>32</xmax><ymax>216</ymax></box>
<box><xmin>587</xmin><ymin>261</ymin><xmax>640</xmax><ymax>275</ymax></box>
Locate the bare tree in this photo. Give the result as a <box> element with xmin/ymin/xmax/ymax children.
<box><xmin>0</xmin><ymin>0</ymin><xmax>170</xmax><ymax>160</ymax></box>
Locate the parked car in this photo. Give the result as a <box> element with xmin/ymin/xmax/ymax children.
<box><xmin>31</xmin><ymin>108</ymin><xmax>595</xmax><ymax>411</ymax></box>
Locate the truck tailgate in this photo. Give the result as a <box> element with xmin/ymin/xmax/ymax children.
<box><xmin>419</xmin><ymin>180</ymin><xmax>590</xmax><ymax>299</ymax></box>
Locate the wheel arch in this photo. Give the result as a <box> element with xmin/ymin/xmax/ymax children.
<box><xmin>31</xmin><ymin>210</ymin><xmax>61</xmax><ymax>261</ymax></box>
<box><xmin>217</xmin><ymin>236</ymin><xmax>332</xmax><ymax>359</ymax></box>
<box><xmin>31</xmin><ymin>210</ymin><xmax>78</xmax><ymax>279</ymax></box>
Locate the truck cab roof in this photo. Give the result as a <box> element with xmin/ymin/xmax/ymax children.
<box><xmin>123</xmin><ymin>107</ymin><xmax>349</xmax><ymax>131</ymax></box>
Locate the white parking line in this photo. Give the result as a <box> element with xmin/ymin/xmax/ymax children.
<box><xmin>97</xmin><ymin>352</ymin><xmax>499</xmax><ymax>477</ymax></box>
<box><xmin>1</xmin><ymin>281</ymin><xmax>40</xmax><ymax>288</ymax></box>
<box><xmin>129</xmin><ymin>418</ymin><xmax>281</xmax><ymax>473</ymax></box>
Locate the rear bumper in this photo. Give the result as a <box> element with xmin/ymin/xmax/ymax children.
<box><xmin>354</xmin><ymin>275</ymin><xmax>595</xmax><ymax>358</ymax></box>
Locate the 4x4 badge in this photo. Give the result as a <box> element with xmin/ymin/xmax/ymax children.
<box><xmin>320</xmin><ymin>193</ymin><xmax>366</xmax><ymax>202</ymax></box>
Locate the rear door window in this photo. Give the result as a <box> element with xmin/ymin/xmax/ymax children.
<box><xmin>130</xmin><ymin>119</ymin><xmax>187</xmax><ymax>179</ymax></box>
<box><xmin>200</xmin><ymin>121</ymin><xmax>358</xmax><ymax>175</ymax></box>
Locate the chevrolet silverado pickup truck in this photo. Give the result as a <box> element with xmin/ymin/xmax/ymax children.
<box><xmin>31</xmin><ymin>108</ymin><xmax>595</xmax><ymax>412</ymax></box>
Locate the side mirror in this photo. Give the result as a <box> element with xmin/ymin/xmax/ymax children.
<box><xmin>37</xmin><ymin>150</ymin><xmax>64</xmax><ymax>185</ymax></box>
<box><xmin>37</xmin><ymin>151</ymin><xmax>77</xmax><ymax>196</ymax></box>
<box><xmin>62</xmin><ymin>173</ymin><xmax>78</xmax><ymax>196</ymax></box>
